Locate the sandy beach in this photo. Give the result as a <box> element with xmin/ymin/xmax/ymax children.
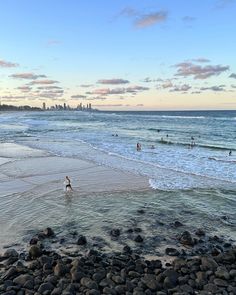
<box><xmin>0</xmin><ymin>144</ymin><xmax>149</xmax><ymax>197</ymax></box>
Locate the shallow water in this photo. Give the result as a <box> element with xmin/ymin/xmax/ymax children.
<box><xmin>0</xmin><ymin>110</ymin><xmax>235</xmax><ymax>252</ymax></box>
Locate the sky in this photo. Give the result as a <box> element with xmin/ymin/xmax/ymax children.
<box><xmin>0</xmin><ymin>0</ymin><xmax>236</xmax><ymax>110</ymax></box>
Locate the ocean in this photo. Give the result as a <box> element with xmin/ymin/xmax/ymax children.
<box><xmin>0</xmin><ymin>110</ymin><xmax>235</xmax><ymax>252</ymax></box>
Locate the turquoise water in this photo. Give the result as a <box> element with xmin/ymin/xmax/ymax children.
<box><xmin>0</xmin><ymin>110</ymin><xmax>235</xmax><ymax>250</ymax></box>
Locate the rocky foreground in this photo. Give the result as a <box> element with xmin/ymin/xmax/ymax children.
<box><xmin>0</xmin><ymin>228</ymin><xmax>236</xmax><ymax>295</ymax></box>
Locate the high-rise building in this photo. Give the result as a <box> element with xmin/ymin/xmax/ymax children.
<box><xmin>43</xmin><ymin>102</ymin><xmax>46</xmax><ymax>110</ymax></box>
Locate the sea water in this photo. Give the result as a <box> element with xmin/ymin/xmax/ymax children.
<box><xmin>0</xmin><ymin>110</ymin><xmax>235</xmax><ymax>251</ymax></box>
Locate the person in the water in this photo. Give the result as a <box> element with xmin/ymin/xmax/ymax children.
<box><xmin>229</xmin><ymin>150</ymin><xmax>232</xmax><ymax>156</ymax></box>
<box><xmin>64</xmin><ymin>176</ymin><xmax>73</xmax><ymax>191</ymax></box>
<box><xmin>136</xmin><ymin>142</ymin><xmax>141</xmax><ymax>151</ymax></box>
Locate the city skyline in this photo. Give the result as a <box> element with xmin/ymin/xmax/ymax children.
<box><xmin>0</xmin><ymin>0</ymin><xmax>236</xmax><ymax>110</ymax></box>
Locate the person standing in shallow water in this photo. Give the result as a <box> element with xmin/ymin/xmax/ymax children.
<box><xmin>64</xmin><ymin>176</ymin><xmax>73</xmax><ymax>191</ymax></box>
<box><xmin>136</xmin><ymin>142</ymin><xmax>141</xmax><ymax>151</ymax></box>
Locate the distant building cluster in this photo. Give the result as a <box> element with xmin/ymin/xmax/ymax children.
<box><xmin>43</xmin><ymin>102</ymin><xmax>94</xmax><ymax>111</ymax></box>
<box><xmin>0</xmin><ymin>102</ymin><xmax>97</xmax><ymax>112</ymax></box>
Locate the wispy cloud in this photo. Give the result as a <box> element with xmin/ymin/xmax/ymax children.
<box><xmin>175</xmin><ymin>62</ymin><xmax>229</xmax><ymax>79</ymax></box>
<box><xmin>200</xmin><ymin>85</ymin><xmax>225</xmax><ymax>91</ymax></box>
<box><xmin>10</xmin><ymin>72</ymin><xmax>47</xmax><ymax>80</ymax></box>
<box><xmin>215</xmin><ymin>0</ymin><xmax>235</xmax><ymax>8</ymax></box>
<box><xmin>97</xmin><ymin>78</ymin><xmax>129</xmax><ymax>85</ymax></box>
<box><xmin>126</xmin><ymin>85</ymin><xmax>149</xmax><ymax>92</ymax></box>
<box><xmin>17</xmin><ymin>86</ymin><xmax>32</xmax><ymax>92</ymax></box>
<box><xmin>80</xmin><ymin>84</ymin><xmax>93</xmax><ymax>88</ymax></box>
<box><xmin>30</xmin><ymin>79</ymin><xmax>59</xmax><ymax>85</ymax></box>
<box><xmin>0</xmin><ymin>95</ymin><xmax>26</xmax><ymax>100</ymax></box>
<box><xmin>71</xmin><ymin>95</ymin><xmax>87</xmax><ymax>99</ymax></box>
<box><xmin>182</xmin><ymin>16</ymin><xmax>196</xmax><ymax>22</ymax></box>
<box><xmin>135</xmin><ymin>11</ymin><xmax>168</xmax><ymax>28</ymax></box>
<box><xmin>93</xmin><ymin>104</ymin><xmax>123</xmax><ymax>107</ymax></box>
<box><xmin>91</xmin><ymin>88</ymin><xmax>125</xmax><ymax>95</ymax></box>
<box><xmin>229</xmin><ymin>73</ymin><xmax>236</xmax><ymax>79</ymax></box>
<box><xmin>46</xmin><ymin>39</ymin><xmax>61</xmax><ymax>46</ymax></box>
<box><xmin>0</xmin><ymin>59</ymin><xmax>18</xmax><ymax>68</ymax></box>
<box><xmin>37</xmin><ymin>86</ymin><xmax>62</xmax><ymax>90</ymax></box>
<box><xmin>170</xmin><ymin>84</ymin><xmax>191</xmax><ymax>92</ymax></box>
<box><xmin>192</xmin><ymin>58</ymin><xmax>210</xmax><ymax>63</ymax></box>
<box><xmin>161</xmin><ymin>80</ymin><xmax>173</xmax><ymax>89</ymax></box>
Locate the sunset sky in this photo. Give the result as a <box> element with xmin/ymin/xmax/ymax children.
<box><xmin>0</xmin><ymin>0</ymin><xmax>236</xmax><ymax>110</ymax></box>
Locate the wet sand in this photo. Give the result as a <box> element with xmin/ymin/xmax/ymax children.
<box><xmin>0</xmin><ymin>143</ymin><xmax>149</xmax><ymax>197</ymax></box>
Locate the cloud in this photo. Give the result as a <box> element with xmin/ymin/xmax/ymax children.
<box><xmin>120</xmin><ymin>7</ymin><xmax>138</xmax><ymax>17</ymax></box>
<box><xmin>90</xmin><ymin>85</ymin><xmax>149</xmax><ymax>96</ymax></box>
<box><xmin>80</xmin><ymin>84</ymin><xmax>93</xmax><ymax>88</ymax></box>
<box><xmin>37</xmin><ymin>86</ymin><xmax>62</xmax><ymax>90</ymax></box>
<box><xmin>142</xmin><ymin>77</ymin><xmax>152</xmax><ymax>83</ymax></box>
<box><xmin>126</xmin><ymin>85</ymin><xmax>149</xmax><ymax>92</ymax></box>
<box><xmin>229</xmin><ymin>73</ymin><xmax>236</xmax><ymax>79</ymax></box>
<box><xmin>0</xmin><ymin>95</ymin><xmax>26</xmax><ymax>100</ymax></box>
<box><xmin>10</xmin><ymin>72</ymin><xmax>47</xmax><ymax>80</ymax></box>
<box><xmin>71</xmin><ymin>95</ymin><xmax>87</xmax><ymax>99</ymax></box>
<box><xmin>182</xmin><ymin>16</ymin><xmax>196</xmax><ymax>22</ymax></box>
<box><xmin>135</xmin><ymin>11</ymin><xmax>168</xmax><ymax>28</ymax></box>
<box><xmin>17</xmin><ymin>86</ymin><xmax>32</xmax><ymax>92</ymax></box>
<box><xmin>215</xmin><ymin>0</ymin><xmax>235</xmax><ymax>8</ymax></box>
<box><xmin>30</xmin><ymin>79</ymin><xmax>59</xmax><ymax>85</ymax></box>
<box><xmin>97</xmin><ymin>78</ymin><xmax>129</xmax><ymax>85</ymax></box>
<box><xmin>170</xmin><ymin>84</ymin><xmax>191</xmax><ymax>92</ymax></box>
<box><xmin>175</xmin><ymin>62</ymin><xmax>229</xmax><ymax>79</ymax></box>
<box><xmin>36</xmin><ymin>90</ymin><xmax>64</xmax><ymax>98</ymax></box>
<box><xmin>200</xmin><ymin>85</ymin><xmax>225</xmax><ymax>91</ymax></box>
<box><xmin>0</xmin><ymin>59</ymin><xmax>18</xmax><ymax>68</ymax></box>
<box><xmin>93</xmin><ymin>104</ymin><xmax>123</xmax><ymax>107</ymax></box>
<box><xmin>161</xmin><ymin>80</ymin><xmax>173</xmax><ymax>89</ymax></box>
<box><xmin>231</xmin><ymin>84</ymin><xmax>236</xmax><ymax>88</ymax></box>
<box><xmin>136</xmin><ymin>104</ymin><xmax>144</xmax><ymax>106</ymax></box>
<box><xmin>192</xmin><ymin>58</ymin><xmax>210</xmax><ymax>63</ymax></box>
<box><xmin>46</xmin><ymin>39</ymin><xmax>61</xmax><ymax>46</ymax></box>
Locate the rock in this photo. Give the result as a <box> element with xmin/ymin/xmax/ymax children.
<box><xmin>13</xmin><ymin>274</ymin><xmax>33</xmax><ymax>286</ymax></box>
<box><xmin>29</xmin><ymin>245</ymin><xmax>42</xmax><ymax>259</ymax></box>
<box><xmin>43</xmin><ymin>227</ymin><xmax>55</xmax><ymax>237</ymax></box>
<box><xmin>3</xmin><ymin>249</ymin><xmax>19</xmax><ymax>258</ymax></box>
<box><xmin>141</xmin><ymin>274</ymin><xmax>159</xmax><ymax>291</ymax></box>
<box><xmin>134</xmin><ymin>235</ymin><xmax>143</xmax><ymax>243</ymax></box>
<box><xmin>92</xmin><ymin>270</ymin><xmax>106</xmax><ymax>282</ymax></box>
<box><xmin>54</xmin><ymin>262</ymin><xmax>68</xmax><ymax>277</ymax></box>
<box><xmin>195</xmin><ymin>228</ymin><xmax>205</xmax><ymax>236</ymax></box>
<box><xmin>229</xmin><ymin>269</ymin><xmax>236</xmax><ymax>278</ymax></box>
<box><xmin>174</xmin><ymin>221</ymin><xmax>183</xmax><ymax>227</ymax></box>
<box><xmin>110</xmin><ymin>228</ymin><xmax>120</xmax><ymax>237</ymax></box>
<box><xmin>215</xmin><ymin>266</ymin><xmax>230</xmax><ymax>280</ymax></box>
<box><xmin>137</xmin><ymin>209</ymin><xmax>145</xmax><ymax>214</ymax></box>
<box><xmin>213</xmin><ymin>278</ymin><xmax>228</xmax><ymax>287</ymax></box>
<box><xmin>201</xmin><ymin>256</ymin><xmax>218</xmax><ymax>271</ymax></box>
<box><xmin>80</xmin><ymin>277</ymin><xmax>98</xmax><ymax>290</ymax></box>
<box><xmin>123</xmin><ymin>245</ymin><xmax>132</xmax><ymax>254</ymax></box>
<box><xmin>165</xmin><ymin>248</ymin><xmax>180</xmax><ymax>256</ymax></box>
<box><xmin>180</xmin><ymin>284</ymin><xmax>194</xmax><ymax>294</ymax></box>
<box><xmin>112</xmin><ymin>275</ymin><xmax>124</xmax><ymax>284</ymax></box>
<box><xmin>179</xmin><ymin>231</ymin><xmax>194</xmax><ymax>246</ymax></box>
<box><xmin>77</xmin><ymin>235</ymin><xmax>87</xmax><ymax>245</ymax></box>
<box><xmin>29</xmin><ymin>237</ymin><xmax>39</xmax><ymax>245</ymax></box>
<box><xmin>1</xmin><ymin>266</ymin><xmax>17</xmax><ymax>280</ymax></box>
<box><xmin>38</xmin><ymin>282</ymin><xmax>54</xmax><ymax>293</ymax></box>
<box><xmin>134</xmin><ymin>228</ymin><xmax>142</xmax><ymax>233</ymax></box>
<box><xmin>215</xmin><ymin>251</ymin><xmax>235</xmax><ymax>264</ymax></box>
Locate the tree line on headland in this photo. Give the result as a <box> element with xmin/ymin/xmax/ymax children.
<box><xmin>0</xmin><ymin>104</ymin><xmax>42</xmax><ymax>111</ymax></box>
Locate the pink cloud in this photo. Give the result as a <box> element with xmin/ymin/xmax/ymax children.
<box><xmin>0</xmin><ymin>59</ymin><xmax>18</xmax><ymax>68</ymax></box>
<box><xmin>135</xmin><ymin>11</ymin><xmax>167</xmax><ymax>28</ymax></box>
